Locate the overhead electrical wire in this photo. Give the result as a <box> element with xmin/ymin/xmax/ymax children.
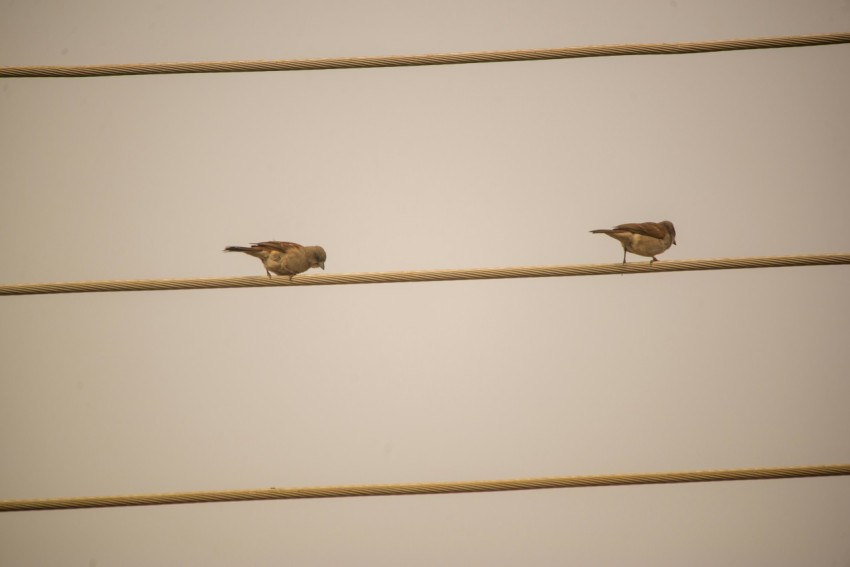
<box><xmin>0</xmin><ymin>254</ymin><xmax>847</xmax><ymax>296</ymax></box>
<box><xmin>2</xmin><ymin>464</ymin><xmax>848</xmax><ymax>512</ymax></box>
<box><xmin>2</xmin><ymin>32</ymin><xmax>848</xmax><ymax>78</ymax></box>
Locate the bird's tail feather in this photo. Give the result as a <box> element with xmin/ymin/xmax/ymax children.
<box><xmin>590</xmin><ymin>229</ymin><xmax>614</xmax><ymax>235</ymax></box>
<box><xmin>224</xmin><ymin>246</ymin><xmax>253</xmax><ymax>253</ymax></box>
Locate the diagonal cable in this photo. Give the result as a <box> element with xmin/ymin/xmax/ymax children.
<box><xmin>2</xmin><ymin>464</ymin><xmax>848</xmax><ymax>512</ymax></box>
<box><xmin>0</xmin><ymin>254</ymin><xmax>848</xmax><ymax>296</ymax></box>
<box><xmin>2</xmin><ymin>32</ymin><xmax>849</xmax><ymax>78</ymax></box>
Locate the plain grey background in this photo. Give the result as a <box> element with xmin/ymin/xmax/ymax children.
<box><xmin>1</xmin><ymin>1</ymin><xmax>849</xmax><ymax>565</ymax></box>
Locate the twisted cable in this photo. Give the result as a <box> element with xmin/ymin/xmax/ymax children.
<box><xmin>2</xmin><ymin>464</ymin><xmax>847</xmax><ymax>512</ymax></box>
<box><xmin>0</xmin><ymin>254</ymin><xmax>847</xmax><ymax>296</ymax></box>
<box><xmin>2</xmin><ymin>32</ymin><xmax>849</xmax><ymax>78</ymax></box>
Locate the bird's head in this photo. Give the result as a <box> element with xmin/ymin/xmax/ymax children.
<box><xmin>661</xmin><ymin>221</ymin><xmax>677</xmax><ymax>245</ymax></box>
<box><xmin>307</xmin><ymin>246</ymin><xmax>327</xmax><ymax>270</ymax></box>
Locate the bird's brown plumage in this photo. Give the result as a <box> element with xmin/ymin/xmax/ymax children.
<box><xmin>590</xmin><ymin>221</ymin><xmax>676</xmax><ymax>264</ymax></box>
<box><xmin>224</xmin><ymin>241</ymin><xmax>327</xmax><ymax>279</ymax></box>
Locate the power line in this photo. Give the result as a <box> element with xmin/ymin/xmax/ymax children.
<box><xmin>2</xmin><ymin>463</ymin><xmax>847</xmax><ymax>512</ymax></box>
<box><xmin>0</xmin><ymin>254</ymin><xmax>847</xmax><ymax>296</ymax></box>
<box><xmin>2</xmin><ymin>32</ymin><xmax>848</xmax><ymax>78</ymax></box>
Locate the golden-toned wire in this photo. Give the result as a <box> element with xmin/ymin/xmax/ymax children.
<box><xmin>2</xmin><ymin>32</ymin><xmax>848</xmax><ymax>78</ymax></box>
<box><xmin>2</xmin><ymin>464</ymin><xmax>848</xmax><ymax>512</ymax></box>
<box><xmin>0</xmin><ymin>254</ymin><xmax>847</xmax><ymax>296</ymax></box>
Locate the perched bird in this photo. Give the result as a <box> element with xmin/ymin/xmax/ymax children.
<box><xmin>224</xmin><ymin>241</ymin><xmax>327</xmax><ymax>279</ymax></box>
<box><xmin>590</xmin><ymin>221</ymin><xmax>676</xmax><ymax>264</ymax></box>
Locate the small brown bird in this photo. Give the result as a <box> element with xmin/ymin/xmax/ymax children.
<box><xmin>224</xmin><ymin>241</ymin><xmax>327</xmax><ymax>279</ymax></box>
<box><xmin>590</xmin><ymin>221</ymin><xmax>676</xmax><ymax>264</ymax></box>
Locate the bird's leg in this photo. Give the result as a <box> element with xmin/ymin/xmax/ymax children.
<box><xmin>265</xmin><ymin>268</ymin><xmax>272</xmax><ymax>278</ymax></box>
<box><xmin>650</xmin><ymin>256</ymin><xmax>658</xmax><ymax>264</ymax></box>
<box><xmin>622</xmin><ymin>249</ymin><xmax>627</xmax><ymax>264</ymax></box>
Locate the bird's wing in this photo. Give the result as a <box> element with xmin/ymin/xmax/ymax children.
<box><xmin>613</xmin><ymin>222</ymin><xmax>667</xmax><ymax>239</ymax></box>
<box><xmin>251</xmin><ymin>241</ymin><xmax>304</xmax><ymax>254</ymax></box>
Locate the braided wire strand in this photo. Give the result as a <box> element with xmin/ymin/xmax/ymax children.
<box><xmin>2</xmin><ymin>464</ymin><xmax>848</xmax><ymax>512</ymax></box>
<box><xmin>0</xmin><ymin>254</ymin><xmax>847</xmax><ymax>296</ymax></box>
<box><xmin>2</xmin><ymin>32</ymin><xmax>849</xmax><ymax>78</ymax></box>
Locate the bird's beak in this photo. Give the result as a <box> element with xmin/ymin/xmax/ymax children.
<box><xmin>673</xmin><ymin>239</ymin><xmax>677</xmax><ymax>245</ymax></box>
<box><xmin>320</xmin><ymin>262</ymin><xmax>325</xmax><ymax>270</ymax></box>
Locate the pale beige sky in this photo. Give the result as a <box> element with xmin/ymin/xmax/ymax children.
<box><xmin>2</xmin><ymin>1</ymin><xmax>850</xmax><ymax>565</ymax></box>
